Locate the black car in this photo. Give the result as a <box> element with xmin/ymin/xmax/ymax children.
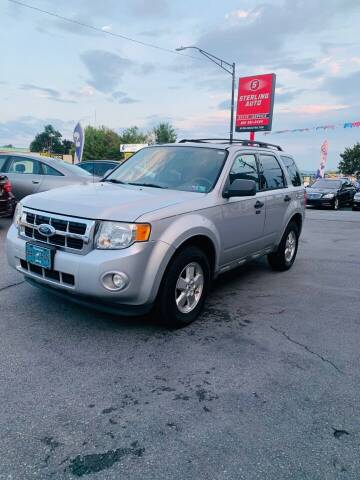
<box><xmin>0</xmin><ymin>175</ymin><xmax>15</xmax><ymax>218</ymax></box>
<box><xmin>306</xmin><ymin>178</ymin><xmax>356</xmax><ymax>210</ymax></box>
<box><xmin>77</xmin><ymin>160</ymin><xmax>119</xmax><ymax>178</ymax></box>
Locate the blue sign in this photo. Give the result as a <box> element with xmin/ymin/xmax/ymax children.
<box><xmin>73</xmin><ymin>122</ymin><xmax>85</xmax><ymax>163</ymax></box>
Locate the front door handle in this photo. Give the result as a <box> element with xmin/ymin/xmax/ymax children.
<box><xmin>284</xmin><ymin>195</ymin><xmax>291</xmax><ymax>202</ymax></box>
<box><xmin>32</xmin><ymin>180</ymin><xmax>40</xmax><ymax>184</ymax></box>
<box><xmin>254</xmin><ymin>200</ymin><xmax>264</xmax><ymax>209</ymax></box>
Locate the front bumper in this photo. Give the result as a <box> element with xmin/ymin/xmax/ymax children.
<box><xmin>306</xmin><ymin>197</ymin><xmax>335</xmax><ymax>208</ymax></box>
<box><xmin>6</xmin><ymin>224</ymin><xmax>173</xmax><ymax>309</ymax></box>
<box><xmin>25</xmin><ymin>277</ymin><xmax>153</xmax><ymax>316</ymax></box>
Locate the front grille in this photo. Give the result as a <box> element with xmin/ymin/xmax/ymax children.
<box><xmin>307</xmin><ymin>193</ymin><xmax>322</xmax><ymax>200</ymax></box>
<box><xmin>20</xmin><ymin>259</ymin><xmax>75</xmax><ymax>286</ymax></box>
<box><xmin>19</xmin><ymin>208</ymin><xmax>95</xmax><ymax>254</ymax></box>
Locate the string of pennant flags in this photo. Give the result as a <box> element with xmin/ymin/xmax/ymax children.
<box><xmin>262</xmin><ymin>120</ymin><xmax>360</xmax><ymax>135</ymax></box>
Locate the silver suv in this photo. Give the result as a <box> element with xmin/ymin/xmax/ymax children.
<box><xmin>7</xmin><ymin>139</ymin><xmax>305</xmax><ymax>327</ymax></box>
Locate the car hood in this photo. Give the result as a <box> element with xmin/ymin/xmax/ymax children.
<box><xmin>22</xmin><ymin>182</ymin><xmax>204</xmax><ymax>222</ymax></box>
<box><xmin>307</xmin><ymin>188</ymin><xmax>338</xmax><ymax>194</ymax></box>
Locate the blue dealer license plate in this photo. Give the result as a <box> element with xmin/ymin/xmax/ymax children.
<box><xmin>26</xmin><ymin>243</ymin><xmax>53</xmax><ymax>270</ymax></box>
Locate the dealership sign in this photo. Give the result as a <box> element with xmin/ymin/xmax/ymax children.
<box><xmin>235</xmin><ymin>73</ymin><xmax>276</xmax><ymax>132</ymax></box>
<box><xmin>120</xmin><ymin>144</ymin><xmax>148</xmax><ymax>153</ymax></box>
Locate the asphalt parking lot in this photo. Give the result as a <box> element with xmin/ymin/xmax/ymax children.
<box><xmin>1</xmin><ymin>209</ymin><xmax>360</xmax><ymax>480</ymax></box>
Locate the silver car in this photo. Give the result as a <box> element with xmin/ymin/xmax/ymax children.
<box><xmin>0</xmin><ymin>152</ymin><xmax>95</xmax><ymax>201</ymax></box>
<box><xmin>7</xmin><ymin>139</ymin><xmax>305</xmax><ymax>327</ymax></box>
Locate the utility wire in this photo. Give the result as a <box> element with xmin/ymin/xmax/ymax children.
<box><xmin>8</xmin><ymin>0</ymin><xmax>206</xmax><ymax>62</ymax></box>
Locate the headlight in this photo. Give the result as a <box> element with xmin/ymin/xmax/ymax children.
<box><xmin>322</xmin><ymin>193</ymin><xmax>335</xmax><ymax>199</ymax></box>
<box><xmin>13</xmin><ymin>202</ymin><xmax>23</xmax><ymax>227</ymax></box>
<box><xmin>95</xmin><ymin>221</ymin><xmax>151</xmax><ymax>249</ymax></box>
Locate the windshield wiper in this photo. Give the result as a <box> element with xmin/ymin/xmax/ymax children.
<box><xmin>102</xmin><ymin>178</ymin><xmax>126</xmax><ymax>184</ymax></box>
<box><xmin>127</xmin><ymin>182</ymin><xmax>167</xmax><ymax>189</ymax></box>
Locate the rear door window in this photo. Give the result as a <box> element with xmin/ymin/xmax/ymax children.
<box><xmin>280</xmin><ymin>155</ymin><xmax>302</xmax><ymax>186</ymax></box>
<box><xmin>229</xmin><ymin>154</ymin><xmax>260</xmax><ymax>191</ymax></box>
<box><xmin>259</xmin><ymin>154</ymin><xmax>286</xmax><ymax>190</ymax></box>
<box><xmin>8</xmin><ymin>156</ymin><xmax>42</xmax><ymax>175</ymax></box>
<box><xmin>41</xmin><ymin>163</ymin><xmax>63</xmax><ymax>176</ymax></box>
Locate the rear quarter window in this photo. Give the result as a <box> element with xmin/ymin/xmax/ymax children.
<box><xmin>281</xmin><ymin>155</ymin><xmax>302</xmax><ymax>187</ymax></box>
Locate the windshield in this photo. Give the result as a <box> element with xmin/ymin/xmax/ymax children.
<box><xmin>105</xmin><ymin>146</ymin><xmax>227</xmax><ymax>193</ymax></box>
<box><xmin>310</xmin><ymin>179</ymin><xmax>341</xmax><ymax>189</ymax></box>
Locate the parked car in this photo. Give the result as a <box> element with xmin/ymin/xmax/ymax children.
<box><xmin>7</xmin><ymin>139</ymin><xmax>305</xmax><ymax>327</ymax></box>
<box><xmin>306</xmin><ymin>178</ymin><xmax>356</xmax><ymax>209</ymax></box>
<box><xmin>0</xmin><ymin>153</ymin><xmax>98</xmax><ymax>201</ymax></box>
<box><xmin>77</xmin><ymin>160</ymin><xmax>120</xmax><ymax>178</ymax></box>
<box><xmin>352</xmin><ymin>191</ymin><xmax>360</xmax><ymax>211</ymax></box>
<box><xmin>0</xmin><ymin>175</ymin><xmax>15</xmax><ymax>218</ymax></box>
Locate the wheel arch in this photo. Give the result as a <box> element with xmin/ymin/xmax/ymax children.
<box><xmin>289</xmin><ymin>212</ymin><xmax>303</xmax><ymax>234</ymax></box>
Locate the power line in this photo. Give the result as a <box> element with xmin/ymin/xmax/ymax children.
<box><xmin>8</xmin><ymin>0</ymin><xmax>205</xmax><ymax>62</ymax></box>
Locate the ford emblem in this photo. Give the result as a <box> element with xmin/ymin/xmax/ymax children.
<box><xmin>38</xmin><ymin>224</ymin><xmax>56</xmax><ymax>237</ymax></box>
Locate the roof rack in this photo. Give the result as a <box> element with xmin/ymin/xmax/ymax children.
<box><xmin>178</xmin><ymin>138</ymin><xmax>283</xmax><ymax>151</ymax></box>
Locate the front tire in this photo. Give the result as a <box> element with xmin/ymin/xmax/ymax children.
<box><xmin>332</xmin><ymin>198</ymin><xmax>339</xmax><ymax>210</ymax></box>
<box><xmin>268</xmin><ymin>222</ymin><xmax>299</xmax><ymax>272</ymax></box>
<box><xmin>156</xmin><ymin>246</ymin><xmax>210</xmax><ymax>328</ymax></box>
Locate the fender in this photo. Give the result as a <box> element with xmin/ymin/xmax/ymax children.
<box><xmin>145</xmin><ymin>214</ymin><xmax>221</xmax><ymax>303</ymax></box>
<box><xmin>275</xmin><ymin>195</ymin><xmax>304</xmax><ymax>247</ymax></box>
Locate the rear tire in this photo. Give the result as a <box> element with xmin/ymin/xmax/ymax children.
<box><xmin>268</xmin><ymin>222</ymin><xmax>299</xmax><ymax>272</ymax></box>
<box><xmin>156</xmin><ymin>246</ymin><xmax>210</xmax><ymax>328</ymax></box>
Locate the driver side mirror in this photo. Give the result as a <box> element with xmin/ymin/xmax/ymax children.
<box><xmin>223</xmin><ymin>179</ymin><xmax>257</xmax><ymax>198</ymax></box>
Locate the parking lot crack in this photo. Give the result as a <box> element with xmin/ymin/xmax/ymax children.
<box><xmin>0</xmin><ymin>280</ymin><xmax>25</xmax><ymax>292</ymax></box>
<box><xmin>270</xmin><ymin>326</ymin><xmax>343</xmax><ymax>374</ymax></box>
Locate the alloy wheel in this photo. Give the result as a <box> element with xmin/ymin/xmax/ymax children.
<box><xmin>175</xmin><ymin>262</ymin><xmax>204</xmax><ymax>314</ymax></box>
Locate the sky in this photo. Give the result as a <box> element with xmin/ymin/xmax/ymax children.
<box><xmin>1</xmin><ymin>0</ymin><xmax>360</xmax><ymax>171</ymax></box>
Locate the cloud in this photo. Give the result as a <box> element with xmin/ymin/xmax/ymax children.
<box><xmin>0</xmin><ymin>116</ymin><xmax>75</xmax><ymax>146</ymax></box>
<box><xmin>218</xmin><ymin>99</ymin><xmax>232</xmax><ymax>110</ymax></box>
<box><xmin>118</xmin><ymin>97</ymin><xmax>140</xmax><ymax>104</ymax></box>
<box><xmin>196</xmin><ymin>0</ymin><xmax>360</xmax><ymax>70</ymax></box>
<box><xmin>110</xmin><ymin>91</ymin><xmax>140</xmax><ymax>104</ymax></box>
<box><xmin>279</xmin><ymin>104</ymin><xmax>349</xmax><ymax>114</ymax></box>
<box><xmin>225</xmin><ymin>10</ymin><xmax>250</xmax><ymax>20</ymax></box>
<box><xmin>19</xmin><ymin>84</ymin><xmax>77</xmax><ymax>104</ymax></box>
<box><xmin>126</xmin><ymin>0</ymin><xmax>170</xmax><ymax>17</ymax></box>
<box><xmin>80</xmin><ymin>50</ymin><xmax>132</xmax><ymax>93</ymax></box>
<box><xmin>11</xmin><ymin>0</ymin><xmax>172</xmax><ymax>38</ymax></box>
<box><xmin>139</xmin><ymin>28</ymin><xmax>172</xmax><ymax>37</ymax></box>
<box><xmin>275</xmin><ymin>89</ymin><xmax>306</xmax><ymax>104</ymax></box>
<box><xmin>137</xmin><ymin>63</ymin><xmax>156</xmax><ymax>75</ymax></box>
<box><xmin>322</xmin><ymin>71</ymin><xmax>360</xmax><ymax>101</ymax></box>
<box><xmin>20</xmin><ymin>84</ymin><xmax>60</xmax><ymax>98</ymax></box>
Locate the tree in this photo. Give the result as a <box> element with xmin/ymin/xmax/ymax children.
<box><xmin>119</xmin><ymin>126</ymin><xmax>148</xmax><ymax>144</ymax></box>
<box><xmin>338</xmin><ymin>143</ymin><xmax>360</xmax><ymax>177</ymax></box>
<box><xmin>61</xmin><ymin>139</ymin><xmax>74</xmax><ymax>155</ymax></box>
<box><xmin>82</xmin><ymin>126</ymin><xmax>122</xmax><ymax>161</ymax></box>
<box><xmin>153</xmin><ymin>122</ymin><xmax>177</xmax><ymax>144</ymax></box>
<box><xmin>29</xmin><ymin>124</ymin><xmax>73</xmax><ymax>155</ymax></box>
<box><xmin>30</xmin><ymin>124</ymin><xmax>63</xmax><ymax>154</ymax></box>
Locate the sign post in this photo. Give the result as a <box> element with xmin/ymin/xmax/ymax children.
<box><xmin>235</xmin><ymin>74</ymin><xmax>276</xmax><ymax>140</ymax></box>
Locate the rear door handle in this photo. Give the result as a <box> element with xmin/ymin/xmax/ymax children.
<box><xmin>254</xmin><ymin>200</ymin><xmax>264</xmax><ymax>209</ymax></box>
<box><xmin>284</xmin><ymin>195</ymin><xmax>291</xmax><ymax>202</ymax></box>
<box><xmin>32</xmin><ymin>180</ymin><xmax>40</xmax><ymax>184</ymax></box>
